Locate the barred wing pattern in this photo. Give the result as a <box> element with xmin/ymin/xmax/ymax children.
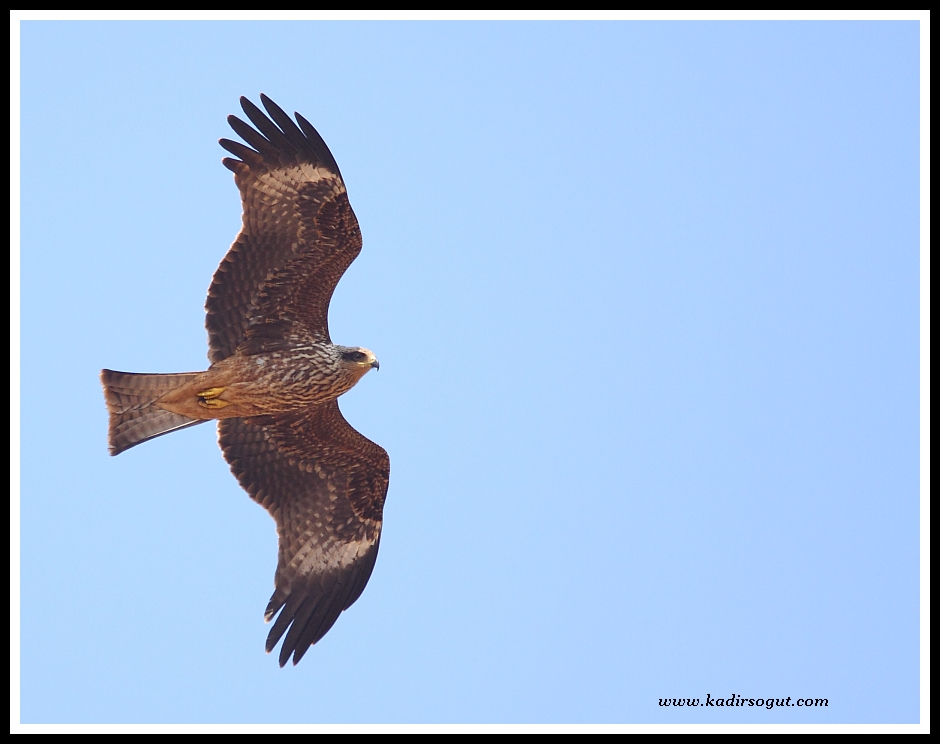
<box><xmin>220</xmin><ymin>402</ymin><xmax>389</xmax><ymax>667</ymax></box>
<box><xmin>209</xmin><ymin>97</ymin><xmax>388</xmax><ymax>665</ymax></box>
<box><xmin>206</xmin><ymin>94</ymin><xmax>362</xmax><ymax>362</ymax></box>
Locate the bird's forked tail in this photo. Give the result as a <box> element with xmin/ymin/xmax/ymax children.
<box><xmin>100</xmin><ymin>369</ymin><xmax>207</xmax><ymax>455</ymax></box>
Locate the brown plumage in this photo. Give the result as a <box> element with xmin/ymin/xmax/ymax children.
<box><xmin>100</xmin><ymin>95</ymin><xmax>389</xmax><ymax>667</ymax></box>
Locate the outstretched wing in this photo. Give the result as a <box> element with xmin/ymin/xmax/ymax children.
<box><xmin>218</xmin><ymin>401</ymin><xmax>389</xmax><ymax>666</ymax></box>
<box><xmin>206</xmin><ymin>94</ymin><xmax>363</xmax><ymax>363</ymax></box>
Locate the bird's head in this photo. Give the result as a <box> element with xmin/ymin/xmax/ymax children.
<box><xmin>339</xmin><ymin>347</ymin><xmax>380</xmax><ymax>380</ymax></box>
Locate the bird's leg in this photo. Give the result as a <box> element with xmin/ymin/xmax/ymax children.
<box><xmin>197</xmin><ymin>386</ymin><xmax>230</xmax><ymax>409</ymax></box>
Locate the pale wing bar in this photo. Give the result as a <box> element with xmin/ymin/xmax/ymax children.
<box><xmin>218</xmin><ymin>402</ymin><xmax>388</xmax><ymax>666</ymax></box>
<box><xmin>206</xmin><ymin>95</ymin><xmax>350</xmax><ymax>363</ymax></box>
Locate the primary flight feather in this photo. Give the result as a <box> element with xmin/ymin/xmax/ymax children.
<box><xmin>101</xmin><ymin>95</ymin><xmax>388</xmax><ymax>667</ymax></box>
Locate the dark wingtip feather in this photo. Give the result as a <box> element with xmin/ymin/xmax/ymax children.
<box><xmin>219</xmin><ymin>137</ymin><xmax>265</xmax><ymax>169</ymax></box>
<box><xmin>259</xmin><ymin>94</ymin><xmax>291</xmax><ymax>126</ymax></box>
<box><xmin>221</xmin><ymin>156</ymin><xmax>244</xmax><ymax>173</ymax></box>
<box><xmin>220</xmin><ymin>95</ymin><xmax>345</xmax><ymax>180</ymax></box>
<box><xmin>259</xmin><ymin>94</ymin><xmax>310</xmax><ymax>154</ymax></box>
<box><xmin>239</xmin><ymin>97</ymin><xmax>294</xmax><ymax>154</ymax></box>
<box><xmin>264</xmin><ymin>594</ymin><xmax>284</xmax><ymax>623</ymax></box>
<box><xmin>240</xmin><ymin>96</ymin><xmax>269</xmax><ymax>126</ymax></box>
<box><xmin>227</xmin><ymin>114</ymin><xmax>280</xmax><ymax>158</ymax></box>
<box><xmin>294</xmin><ymin>111</ymin><xmax>342</xmax><ymax>178</ymax></box>
<box><xmin>265</xmin><ymin>593</ymin><xmax>299</xmax><ymax>654</ymax></box>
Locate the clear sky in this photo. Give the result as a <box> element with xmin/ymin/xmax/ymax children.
<box><xmin>17</xmin><ymin>19</ymin><xmax>922</xmax><ymax>725</ymax></box>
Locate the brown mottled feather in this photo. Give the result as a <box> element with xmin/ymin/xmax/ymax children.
<box><xmin>102</xmin><ymin>96</ymin><xmax>386</xmax><ymax>666</ymax></box>
<box><xmin>219</xmin><ymin>400</ymin><xmax>389</xmax><ymax>666</ymax></box>
<box><xmin>100</xmin><ymin>370</ymin><xmax>206</xmax><ymax>455</ymax></box>
<box><xmin>207</xmin><ymin>95</ymin><xmax>362</xmax><ymax>363</ymax></box>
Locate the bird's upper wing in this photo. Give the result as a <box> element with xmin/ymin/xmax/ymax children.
<box><xmin>206</xmin><ymin>95</ymin><xmax>363</xmax><ymax>363</ymax></box>
<box><xmin>218</xmin><ymin>400</ymin><xmax>389</xmax><ymax>666</ymax></box>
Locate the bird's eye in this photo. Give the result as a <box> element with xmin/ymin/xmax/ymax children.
<box><xmin>343</xmin><ymin>351</ymin><xmax>367</xmax><ymax>363</ymax></box>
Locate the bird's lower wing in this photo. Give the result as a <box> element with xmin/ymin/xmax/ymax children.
<box><xmin>218</xmin><ymin>401</ymin><xmax>389</xmax><ymax>666</ymax></box>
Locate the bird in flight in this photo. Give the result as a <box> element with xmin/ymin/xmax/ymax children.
<box><xmin>101</xmin><ymin>95</ymin><xmax>388</xmax><ymax>667</ymax></box>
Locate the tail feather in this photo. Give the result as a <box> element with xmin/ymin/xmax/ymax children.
<box><xmin>100</xmin><ymin>369</ymin><xmax>207</xmax><ymax>455</ymax></box>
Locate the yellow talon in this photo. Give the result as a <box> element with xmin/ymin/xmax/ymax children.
<box><xmin>197</xmin><ymin>386</ymin><xmax>229</xmax><ymax>409</ymax></box>
<box><xmin>200</xmin><ymin>398</ymin><xmax>230</xmax><ymax>410</ymax></box>
<box><xmin>197</xmin><ymin>387</ymin><xmax>226</xmax><ymax>399</ymax></box>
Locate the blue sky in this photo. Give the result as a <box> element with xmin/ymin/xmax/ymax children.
<box><xmin>16</xmin><ymin>18</ymin><xmax>923</xmax><ymax>726</ymax></box>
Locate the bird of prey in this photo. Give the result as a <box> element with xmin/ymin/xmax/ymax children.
<box><xmin>100</xmin><ymin>95</ymin><xmax>388</xmax><ymax>667</ymax></box>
